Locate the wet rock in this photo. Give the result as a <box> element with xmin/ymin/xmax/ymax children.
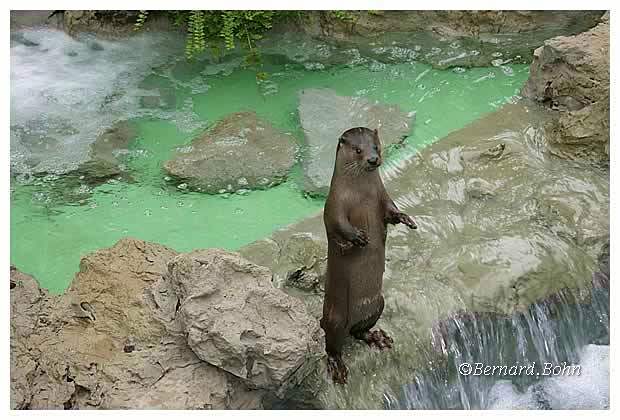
<box><xmin>291</xmin><ymin>11</ymin><xmax>604</xmax><ymax>69</ymax></box>
<box><xmin>298</xmin><ymin>88</ymin><xmax>412</xmax><ymax>195</ymax></box>
<box><xmin>279</xmin><ymin>233</ymin><xmax>327</xmax><ymax>291</ymax></box>
<box><xmin>10</xmin><ymin>32</ymin><xmax>40</xmax><ymax>47</ymax></box>
<box><xmin>466</xmin><ymin>177</ymin><xmax>496</xmax><ymax>199</ymax></box>
<box><xmin>73</xmin><ymin>120</ymin><xmax>137</xmax><ymax>183</ymax></box>
<box><xmin>166</xmin><ymin>249</ymin><xmax>324</xmax><ymax>391</ymax></box>
<box><xmin>163</xmin><ymin>112</ymin><xmax>298</xmax><ymax>194</ymax></box>
<box><xmin>522</xmin><ymin>19</ymin><xmax>609</xmax><ymax>162</ymax></box>
<box><xmin>592</xmin><ymin>241</ymin><xmax>610</xmax><ymax>289</ymax></box>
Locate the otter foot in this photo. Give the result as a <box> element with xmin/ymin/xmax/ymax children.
<box><xmin>358</xmin><ymin>329</ymin><xmax>394</xmax><ymax>350</ymax></box>
<box><xmin>481</xmin><ymin>143</ymin><xmax>506</xmax><ymax>159</ymax></box>
<box><xmin>327</xmin><ymin>355</ymin><xmax>349</xmax><ymax>384</ymax></box>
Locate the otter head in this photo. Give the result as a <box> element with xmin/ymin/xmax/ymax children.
<box><xmin>336</xmin><ymin>127</ymin><xmax>383</xmax><ymax>175</ymax></box>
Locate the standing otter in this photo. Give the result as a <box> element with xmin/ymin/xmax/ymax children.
<box><xmin>321</xmin><ymin>127</ymin><xmax>417</xmax><ymax>384</ymax></box>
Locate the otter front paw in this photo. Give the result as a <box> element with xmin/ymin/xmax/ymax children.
<box><xmin>350</xmin><ymin>228</ymin><xmax>369</xmax><ymax>247</ymax></box>
<box><xmin>396</xmin><ymin>212</ymin><xmax>417</xmax><ymax>230</ymax></box>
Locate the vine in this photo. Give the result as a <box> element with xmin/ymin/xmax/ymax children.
<box><xmin>134</xmin><ymin>11</ymin><xmax>357</xmax><ymax>60</ymax></box>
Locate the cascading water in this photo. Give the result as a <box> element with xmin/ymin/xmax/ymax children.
<box><xmin>385</xmin><ymin>274</ymin><xmax>610</xmax><ymax>409</ymax></box>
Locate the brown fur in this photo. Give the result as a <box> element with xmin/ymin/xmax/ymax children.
<box><xmin>320</xmin><ymin>127</ymin><xmax>416</xmax><ymax>384</ymax></box>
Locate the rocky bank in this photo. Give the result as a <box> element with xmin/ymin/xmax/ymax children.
<box><xmin>10</xmin><ymin>239</ymin><xmax>324</xmax><ymax>409</ymax></box>
<box><xmin>522</xmin><ymin>13</ymin><xmax>610</xmax><ymax>163</ymax></box>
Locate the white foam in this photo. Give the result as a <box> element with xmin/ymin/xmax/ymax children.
<box><xmin>487</xmin><ymin>345</ymin><xmax>609</xmax><ymax>409</ymax></box>
<box><xmin>10</xmin><ymin>28</ymin><xmax>183</xmax><ymax>175</ymax></box>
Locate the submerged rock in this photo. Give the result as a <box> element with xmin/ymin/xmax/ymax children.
<box><xmin>73</xmin><ymin>120</ymin><xmax>137</xmax><ymax>183</ymax></box>
<box><xmin>522</xmin><ymin>16</ymin><xmax>609</xmax><ymax>163</ymax></box>
<box><xmin>163</xmin><ymin>112</ymin><xmax>298</xmax><ymax>194</ymax></box>
<box><xmin>10</xmin><ymin>238</ymin><xmax>323</xmax><ymax>409</ymax></box>
<box><xmin>298</xmin><ymin>88</ymin><xmax>412</xmax><ymax>195</ymax></box>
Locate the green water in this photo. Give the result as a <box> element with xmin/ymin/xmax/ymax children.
<box><xmin>10</xmin><ymin>56</ymin><xmax>528</xmax><ymax>293</ymax></box>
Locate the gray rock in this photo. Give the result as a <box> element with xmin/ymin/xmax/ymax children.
<box><xmin>298</xmin><ymin>88</ymin><xmax>413</xmax><ymax>195</ymax></box>
<box><xmin>522</xmin><ymin>19</ymin><xmax>609</xmax><ymax>162</ymax></box>
<box><xmin>163</xmin><ymin>112</ymin><xmax>298</xmax><ymax>193</ymax></box>
<box><xmin>279</xmin><ymin>233</ymin><xmax>327</xmax><ymax>291</ymax></box>
<box><xmin>167</xmin><ymin>249</ymin><xmax>324</xmax><ymax>391</ymax></box>
<box><xmin>466</xmin><ymin>177</ymin><xmax>497</xmax><ymax>199</ymax></box>
<box><xmin>74</xmin><ymin>120</ymin><xmax>137</xmax><ymax>183</ymax></box>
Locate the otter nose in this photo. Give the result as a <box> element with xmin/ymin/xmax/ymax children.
<box><xmin>367</xmin><ymin>156</ymin><xmax>379</xmax><ymax>166</ymax></box>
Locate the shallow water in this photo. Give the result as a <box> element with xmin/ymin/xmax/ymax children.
<box><xmin>10</xmin><ymin>28</ymin><xmax>528</xmax><ymax>293</ymax></box>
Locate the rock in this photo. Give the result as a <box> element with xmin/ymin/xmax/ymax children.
<box><xmin>298</xmin><ymin>88</ymin><xmax>412</xmax><ymax>195</ymax></box>
<box><xmin>10</xmin><ymin>32</ymin><xmax>40</xmax><ymax>47</ymax></box>
<box><xmin>278</xmin><ymin>233</ymin><xmax>327</xmax><ymax>291</ymax></box>
<box><xmin>163</xmin><ymin>112</ymin><xmax>298</xmax><ymax>194</ymax></box>
<box><xmin>11</xmin><ymin>238</ymin><xmax>325</xmax><ymax>409</ymax></box>
<box><xmin>10</xmin><ymin>10</ymin><xmax>64</xmax><ymax>30</ymax></box>
<box><xmin>166</xmin><ymin>249</ymin><xmax>324</xmax><ymax>391</ymax></box>
<box><xmin>287</xmin><ymin>11</ymin><xmax>604</xmax><ymax>69</ymax></box>
<box><xmin>73</xmin><ymin>120</ymin><xmax>137</xmax><ymax>183</ymax></box>
<box><xmin>522</xmin><ymin>19</ymin><xmax>609</xmax><ymax>162</ymax></box>
<box><xmin>62</xmin><ymin>11</ymin><xmax>176</xmax><ymax>39</ymax></box>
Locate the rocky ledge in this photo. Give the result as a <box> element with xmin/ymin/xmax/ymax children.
<box><xmin>10</xmin><ymin>239</ymin><xmax>323</xmax><ymax>409</ymax></box>
<box><xmin>522</xmin><ymin>13</ymin><xmax>609</xmax><ymax>163</ymax></box>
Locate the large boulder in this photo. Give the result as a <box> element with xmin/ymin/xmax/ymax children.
<box><xmin>10</xmin><ymin>238</ymin><xmax>323</xmax><ymax>409</ymax></box>
<box><xmin>164</xmin><ymin>112</ymin><xmax>298</xmax><ymax>194</ymax></box>
<box><xmin>298</xmin><ymin>88</ymin><xmax>412</xmax><ymax>195</ymax></box>
<box><xmin>166</xmin><ymin>249</ymin><xmax>324</xmax><ymax>391</ymax></box>
<box><xmin>522</xmin><ymin>16</ymin><xmax>609</xmax><ymax>162</ymax></box>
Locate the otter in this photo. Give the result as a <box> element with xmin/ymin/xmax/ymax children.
<box><xmin>320</xmin><ymin>127</ymin><xmax>417</xmax><ymax>384</ymax></box>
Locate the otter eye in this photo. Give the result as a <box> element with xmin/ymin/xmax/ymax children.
<box><xmin>355</xmin><ymin>148</ymin><xmax>362</xmax><ymax>154</ymax></box>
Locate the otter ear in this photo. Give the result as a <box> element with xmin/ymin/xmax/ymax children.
<box><xmin>337</xmin><ymin>136</ymin><xmax>346</xmax><ymax>151</ymax></box>
<box><xmin>372</xmin><ymin>128</ymin><xmax>382</xmax><ymax>146</ymax></box>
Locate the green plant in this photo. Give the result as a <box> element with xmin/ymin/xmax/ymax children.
<box><xmin>328</xmin><ymin>10</ymin><xmax>357</xmax><ymax>23</ymax></box>
<box><xmin>133</xmin><ymin>10</ymin><xmax>149</xmax><ymax>31</ymax></box>
<box><xmin>134</xmin><ymin>11</ymin><xmax>355</xmax><ymax>60</ymax></box>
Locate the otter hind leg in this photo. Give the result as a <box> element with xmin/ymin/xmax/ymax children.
<box><xmin>350</xmin><ymin>296</ymin><xmax>393</xmax><ymax>350</ymax></box>
<box><xmin>321</xmin><ymin>314</ymin><xmax>349</xmax><ymax>384</ymax></box>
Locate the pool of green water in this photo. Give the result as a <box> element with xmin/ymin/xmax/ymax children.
<box><xmin>10</xmin><ymin>56</ymin><xmax>529</xmax><ymax>293</ymax></box>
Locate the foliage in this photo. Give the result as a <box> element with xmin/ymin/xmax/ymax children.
<box><xmin>134</xmin><ymin>11</ymin><xmax>359</xmax><ymax>60</ymax></box>
<box><xmin>328</xmin><ymin>10</ymin><xmax>358</xmax><ymax>23</ymax></box>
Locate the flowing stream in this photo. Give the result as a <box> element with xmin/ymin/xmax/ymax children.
<box><xmin>10</xmin><ymin>26</ymin><xmax>608</xmax><ymax>410</ymax></box>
